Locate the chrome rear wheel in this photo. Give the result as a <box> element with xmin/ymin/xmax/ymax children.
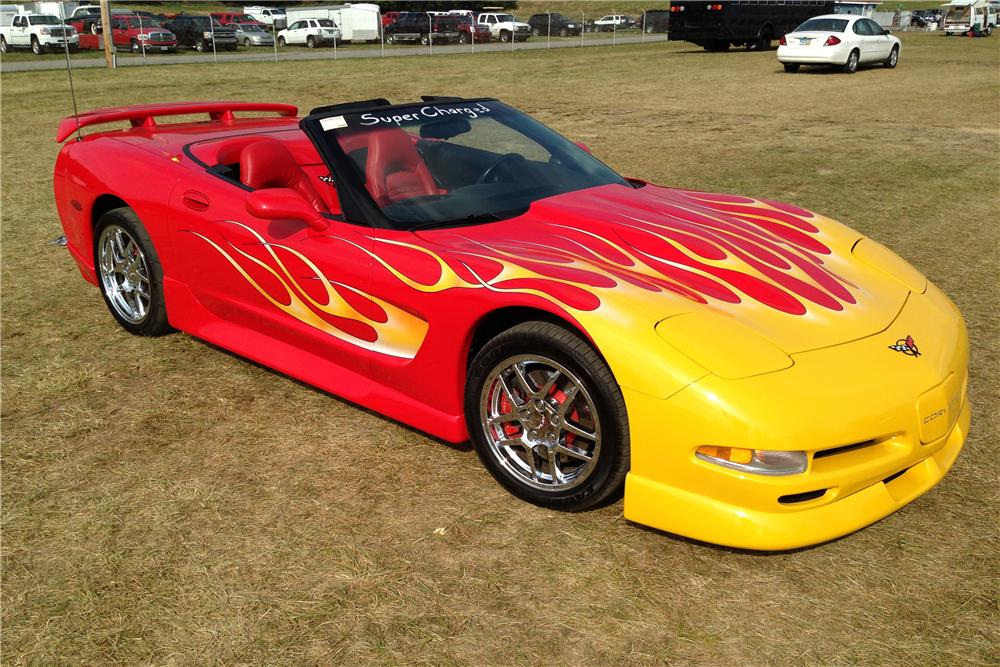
<box><xmin>98</xmin><ymin>224</ymin><xmax>150</xmax><ymax>324</ymax></box>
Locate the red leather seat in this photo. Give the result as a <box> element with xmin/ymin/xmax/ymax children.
<box><xmin>364</xmin><ymin>128</ymin><xmax>441</xmax><ymax>206</ymax></box>
<box><xmin>240</xmin><ymin>139</ymin><xmax>329</xmax><ymax>213</ymax></box>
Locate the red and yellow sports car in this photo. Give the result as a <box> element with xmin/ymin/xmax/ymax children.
<box><xmin>53</xmin><ymin>98</ymin><xmax>970</xmax><ymax>550</ymax></box>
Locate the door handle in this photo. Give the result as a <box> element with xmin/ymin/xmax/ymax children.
<box><xmin>182</xmin><ymin>190</ymin><xmax>210</xmax><ymax>211</ymax></box>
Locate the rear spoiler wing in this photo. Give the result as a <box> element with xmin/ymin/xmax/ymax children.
<box><xmin>56</xmin><ymin>101</ymin><xmax>298</xmax><ymax>142</ymax></box>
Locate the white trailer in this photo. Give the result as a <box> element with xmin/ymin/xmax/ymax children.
<box><xmin>284</xmin><ymin>3</ymin><xmax>380</xmax><ymax>43</ymax></box>
<box><xmin>942</xmin><ymin>0</ymin><xmax>996</xmax><ymax>34</ymax></box>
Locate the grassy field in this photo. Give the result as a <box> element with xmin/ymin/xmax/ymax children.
<box><xmin>2</xmin><ymin>33</ymin><xmax>998</xmax><ymax>666</ymax></box>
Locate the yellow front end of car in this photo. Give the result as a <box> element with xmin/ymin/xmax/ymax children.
<box><xmin>620</xmin><ymin>280</ymin><xmax>970</xmax><ymax>550</ymax></box>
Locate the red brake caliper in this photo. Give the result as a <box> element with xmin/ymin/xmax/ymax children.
<box><xmin>499</xmin><ymin>390</ymin><xmax>521</xmax><ymax>437</ymax></box>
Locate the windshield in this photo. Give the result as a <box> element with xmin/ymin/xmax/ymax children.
<box><xmin>243</xmin><ymin>24</ymin><xmax>265</xmax><ymax>32</ymax></box>
<box><xmin>795</xmin><ymin>18</ymin><xmax>848</xmax><ymax>32</ymax></box>
<box><xmin>317</xmin><ymin>101</ymin><xmax>628</xmax><ymax>229</ymax></box>
<box><xmin>30</xmin><ymin>15</ymin><xmax>62</xmax><ymax>25</ymax></box>
<box><xmin>125</xmin><ymin>17</ymin><xmax>162</xmax><ymax>28</ymax></box>
<box><xmin>496</xmin><ymin>14</ymin><xmax>515</xmax><ymax>22</ymax></box>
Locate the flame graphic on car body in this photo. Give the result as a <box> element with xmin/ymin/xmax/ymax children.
<box><xmin>194</xmin><ymin>188</ymin><xmax>859</xmax><ymax>360</ymax></box>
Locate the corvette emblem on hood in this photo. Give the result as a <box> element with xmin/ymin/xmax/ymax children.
<box><xmin>889</xmin><ymin>335</ymin><xmax>921</xmax><ymax>357</ymax></box>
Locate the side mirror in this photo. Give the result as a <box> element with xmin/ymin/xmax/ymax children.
<box><xmin>575</xmin><ymin>141</ymin><xmax>592</xmax><ymax>154</ymax></box>
<box><xmin>245</xmin><ymin>188</ymin><xmax>328</xmax><ymax>231</ymax></box>
<box><xmin>882</xmin><ymin>28</ymin><xmax>891</xmax><ymax>35</ymax></box>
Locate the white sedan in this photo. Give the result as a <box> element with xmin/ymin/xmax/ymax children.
<box><xmin>777</xmin><ymin>14</ymin><xmax>900</xmax><ymax>73</ymax></box>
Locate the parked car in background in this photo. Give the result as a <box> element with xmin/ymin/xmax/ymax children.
<box><xmin>1</xmin><ymin>12</ymin><xmax>78</xmax><ymax>54</ymax></box>
<box><xmin>910</xmin><ymin>8</ymin><xmax>942</xmax><ymax>27</ymax></box>
<box><xmin>447</xmin><ymin>10</ymin><xmax>491</xmax><ymax>43</ymax></box>
<box><xmin>593</xmin><ymin>15</ymin><xmax>629</xmax><ymax>32</ymax></box>
<box><xmin>64</xmin><ymin>4</ymin><xmax>101</xmax><ymax>34</ymax></box>
<box><xmin>382</xmin><ymin>11</ymin><xmax>400</xmax><ymax>27</ymax></box>
<box><xmin>244</xmin><ymin>6</ymin><xmax>286</xmax><ymax>30</ymax></box>
<box><xmin>383</xmin><ymin>12</ymin><xmax>458</xmax><ymax>45</ymax></box>
<box><xmin>107</xmin><ymin>15</ymin><xmax>177</xmax><ymax>53</ymax></box>
<box><xmin>527</xmin><ymin>13</ymin><xmax>582</xmax><ymax>37</ymax></box>
<box><xmin>778</xmin><ymin>15</ymin><xmax>899</xmax><ymax>73</ymax></box>
<box><xmin>477</xmin><ymin>12</ymin><xmax>531</xmax><ymax>42</ymax></box>
<box><xmin>278</xmin><ymin>18</ymin><xmax>341</xmax><ymax>48</ymax></box>
<box><xmin>212</xmin><ymin>12</ymin><xmax>265</xmax><ymax>28</ymax></box>
<box><xmin>640</xmin><ymin>9</ymin><xmax>671</xmax><ymax>33</ymax></box>
<box><xmin>234</xmin><ymin>22</ymin><xmax>274</xmax><ymax>47</ymax></box>
<box><xmin>165</xmin><ymin>14</ymin><xmax>238</xmax><ymax>52</ymax></box>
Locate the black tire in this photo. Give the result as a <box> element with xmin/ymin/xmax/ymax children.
<box><xmin>465</xmin><ymin>321</ymin><xmax>630</xmax><ymax>512</ymax></box>
<box><xmin>419</xmin><ymin>34</ymin><xmax>429</xmax><ymax>46</ymax></box>
<box><xmin>842</xmin><ymin>48</ymin><xmax>859</xmax><ymax>73</ymax></box>
<box><xmin>459</xmin><ymin>32</ymin><xmax>469</xmax><ymax>44</ymax></box>
<box><xmin>750</xmin><ymin>28</ymin><xmax>772</xmax><ymax>51</ymax></box>
<box><xmin>244</xmin><ymin>37</ymin><xmax>251</xmax><ymax>47</ymax></box>
<box><xmin>884</xmin><ymin>45</ymin><xmax>899</xmax><ymax>68</ymax></box>
<box><xmin>31</xmin><ymin>37</ymin><xmax>41</xmax><ymax>55</ymax></box>
<box><xmin>559</xmin><ymin>27</ymin><xmax>568</xmax><ymax>37</ymax></box>
<box><xmin>645</xmin><ymin>24</ymin><xmax>654</xmax><ymax>34</ymax></box>
<box><xmin>90</xmin><ymin>22</ymin><xmax>99</xmax><ymax>35</ymax></box>
<box><xmin>277</xmin><ymin>36</ymin><xmax>286</xmax><ymax>47</ymax></box>
<box><xmin>783</xmin><ymin>62</ymin><xmax>800</xmax><ymax>73</ymax></box>
<box><xmin>0</xmin><ymin>36</ymin><xmax>8</xmax><ymax>53</ymax></box>
<box><xmin>93</xmin><ymin>208</ymin><xmax>172</xmax><ymax>337</ymax></box>
<box><xmin>131</xmin><ymin>38</ymin><xmax>140</xmax><ymax>53</ymax></box>
<box><xmin>383</xmin><ymin>33</ymin><xmax>394</xmax><ymax>44</ymax></box>
<box><xmin>531</xmin><ymin>27</ymin><xmax>541</xmax><ymax>37</ymax></box>
<box><xmin>195</xmin><ymin>38</ymin><xmax>206</xmax><ymax>52</ymax></box>
<box><xmin>500</xmin><ymin>29</ymin><xmax>510</xmax><ymax>42</ymax></box>
<box><xmin>306</xmin><ymin>35</ymin><xmax>316</xmax><ymax>48</ymax></box>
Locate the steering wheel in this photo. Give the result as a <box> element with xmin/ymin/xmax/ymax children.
<box><xmin>477</xmin><ymin>153</ymin><xmax>526</xmax><ymax>185</ymax></box>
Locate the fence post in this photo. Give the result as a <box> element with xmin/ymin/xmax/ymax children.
<box><xmin>272</xmin><ymin>22</ymin><xmax>278</xmax><ymax>62</ymax></box>
<box><xmin>379</xmin><ymin>12</ymin><xmax>384</xmax><ymax>57</ymax></box>
<box><xmin>641</xmin><ymin>9</ymin><xmax>646</xmax><ymax>43</ymax></box>
<box><xmin>547</xmin><ymin>11</ymin><xmax>551</xmax><ymax>48</ymax></box>
<box><xmin>139</xmin><ymin>15</ymin><xmax>147</xmax><ymax>65</ymax></box>
<box><xmin>428</xmin><ymin>15</ymin><xmax>432</xmax><ymax>55</ymax></box>
<box><xmin>471</xmin><ymin>14</ymin><xmax>475</xmax><ymax>53</ymax></box>
<box><xmin>210</xmin><ymin>16</ymin><xmax>217</xmax><ymax>63</ymax></box>
<box><xmin>612</xmin><ymin>9</ymin><xmax>617</xmax><ymax>46</ymax></box>
<box><xmin>581</xmin><ymin>11</ymin><xmax>585</xmax><ymax>46</ymax></box>
<box><xmin>333</xmin><ymin>27</ymin><xmax>337</xmax><ymax>59</ymax></box>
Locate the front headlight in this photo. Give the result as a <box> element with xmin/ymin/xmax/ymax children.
<box><xmin>696</xmin><ymin>446</ymin><xmax>808</xmax><ymax>476</ymax></box>
<box><xmin>40</xmin><ymin>27</ymin><xmax>52</xmax><ymax>35</ymax></box>
<box><xmin>203</xmin><ymin>31</ymin><xmax>213</xmax><ymax>38</ymax></box>
<box><xmin>138</xmin><ymin>33</ymin><xmax>150</xmax><ymax>39</ymax></box>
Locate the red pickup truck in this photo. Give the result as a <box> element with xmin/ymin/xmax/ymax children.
<box><xmin>107</xmin><ymin>15</ymin><xmax>177</xmax><ymax>53</ymax></box>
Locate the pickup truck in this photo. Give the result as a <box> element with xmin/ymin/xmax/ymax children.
<box><xmin>0</xmin><ymin>13</ymin><xmax>79</xmax><ymax>54</ymax></box>
<box><xmin>106</xmin><ymin>15</ymin><xmax>177</xmax><ymax>53</ymax></box>
<box><xmin>382</xmin><ymin>12</ymin><xmax>459</xmax><ymax>45</ymax></box>
<box><xmin>476</xmin><ymin>12</ymin><xmax>531</xmax><ymax>42</ymax></box>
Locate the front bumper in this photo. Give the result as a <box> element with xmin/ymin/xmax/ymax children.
<box><xmin>40</xmin><ymin>36</ymin><xmax>80</xmax><ymax>47</ymax></box>
<box><xmin>622</xmin><ymin>282</ymin><xmax>970</xmax><ymax>550</ymax></box>
<box><xmin>777</xmin><ymin>43</ymin><xmax>851</xmax><ymax>65</ymax></box>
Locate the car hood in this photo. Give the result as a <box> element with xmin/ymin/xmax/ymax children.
<box><xmin>412</xmin><ymin>183</ymin><xmax>910</xmax><ymax>355</ymax></box>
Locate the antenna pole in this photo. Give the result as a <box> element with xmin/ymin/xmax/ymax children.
<box><xmin>99</xmin><ymin>0</ymin><xmax>114</xmax><ymax>69</ymax></box>
<box><xmin>58</xmin><ymin>2</ymin><xmax>83</xmax><ymax>141</ymax></box>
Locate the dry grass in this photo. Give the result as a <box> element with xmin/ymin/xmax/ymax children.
<box><xmin>2</xmin><ymin>33</ymin><xmax>999</xmax><ymax>665</ymax></box>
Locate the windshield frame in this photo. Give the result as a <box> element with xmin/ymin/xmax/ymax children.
<box><xmin>300</xmin><ymin>98</ymin><xmax>630</xmax><ymax>231</ymax></box>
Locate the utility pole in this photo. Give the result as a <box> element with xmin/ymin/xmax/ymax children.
<box><xmin>99</xmin><ymin>0</ymin><xmax>114</xmax><ymax>69</ymax></box>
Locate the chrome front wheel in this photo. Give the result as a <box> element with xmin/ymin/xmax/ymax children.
<box><xmin>466</xmin><ymin>321</ymin><xmax>630</xmax><ymax>511</ymax></box>
<box><xmin>481</xmin><ymin>355</ymin><xmax>601</xmax><ymax>492</ymax></box>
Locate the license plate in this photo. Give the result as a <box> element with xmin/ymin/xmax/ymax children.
<box><xmin>160</xmin><ymin>46</ymin><xmax>169</xmax><ymax>51</ymax></box>
<box><xmin>799</xmin><ymin>38</ymin><xmax>811</xmax><ymax>45</ymax></box>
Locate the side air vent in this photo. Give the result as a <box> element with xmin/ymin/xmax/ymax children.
<box><xmin>814</xmin><ymin>439</ymin><xmax>878</xmax><ymax>460</ymax></box>
<box><xmin>778</xmin><ymin>489</ymin><xmax>827</xmax><ymax>505</ymax></box>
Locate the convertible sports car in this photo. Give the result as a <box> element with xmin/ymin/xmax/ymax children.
<box><xmin>53</xmin><ymin>98</ymin><xmax>970</xmax><ymax>550</ymax></box>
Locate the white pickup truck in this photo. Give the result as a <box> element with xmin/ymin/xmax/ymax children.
<box><xmin>476</xmin><ymin>12</ymin><xmax>531</xmax><ymax>42</ymax></box>
<box><xmin>0</xmin><ymin>13</ymin><xmax>79</xmax><ymax>55</ymax></box>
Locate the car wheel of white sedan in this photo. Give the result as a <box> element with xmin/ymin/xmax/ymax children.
<box><xmin>842</xmin><ymin>48</ymin><xmax>859</xmax><ymax>73</ymax></box>
<box><xmin>884</xmin><ymin>45</ymin><xmax>899</xmax><ymax>68</ymax></box>
<box><xmin>94</xmin><ymin>208</ymin><xmax>172</xmax><ymax>336</ymax></box>
<box><xmin>466</xmin><ymin>321</ymin><xmax>630</xmax><ymax>511</ymax></box>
